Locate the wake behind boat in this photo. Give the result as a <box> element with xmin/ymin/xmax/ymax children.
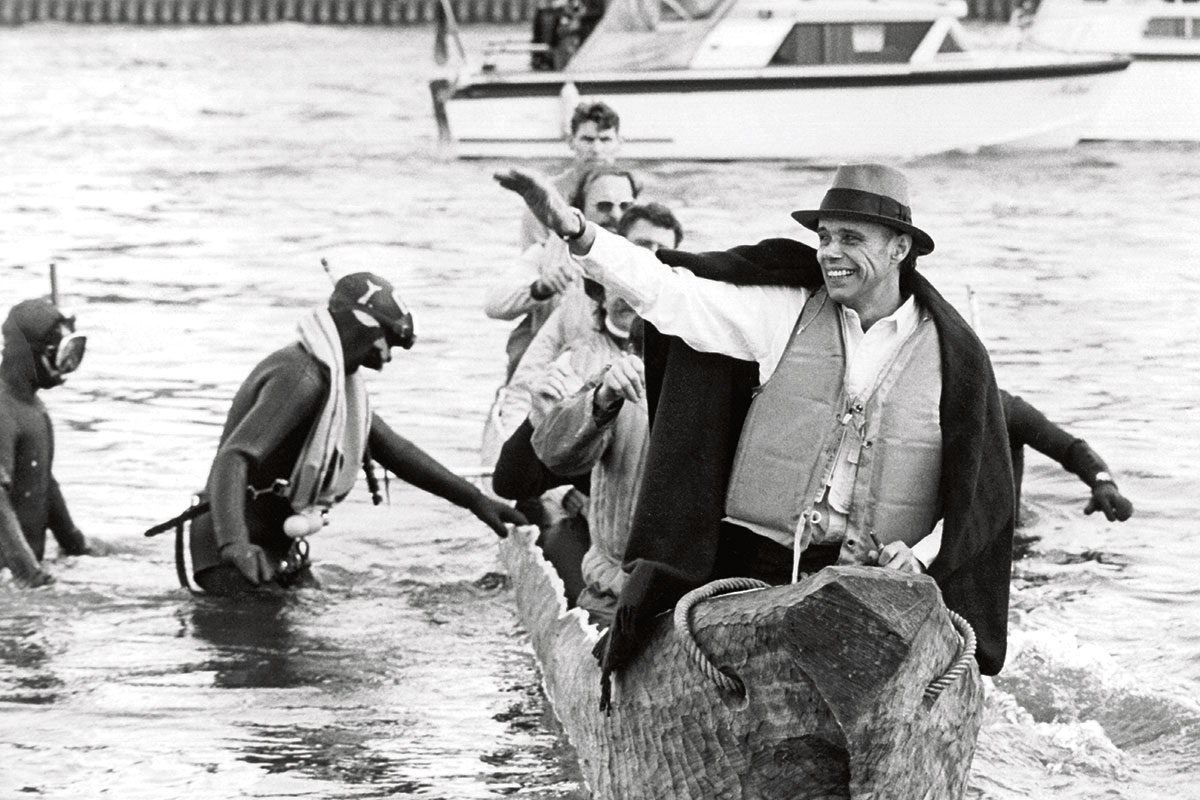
<box><xmin>498</xmin><ymin>524</ymin><xmax>985</xmax><ymax>800</ymax></box>
<box><xmin>430</xmin><ymin>0</ymin><xmax>1130</xmax><ymax>160</ymax></box>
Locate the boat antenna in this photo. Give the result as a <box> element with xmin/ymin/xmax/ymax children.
<box><xmin>50</xmin><ymin>262</ymin><xmax>60</xmax><ymax>307</ymax></box>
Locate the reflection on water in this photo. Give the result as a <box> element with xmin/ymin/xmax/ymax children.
<box><xmin>0</xmin><ymin>20</ymin><xmax>1197</xmax><ymax>800</ymax></box>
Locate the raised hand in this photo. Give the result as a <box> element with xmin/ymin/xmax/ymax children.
<box><xmin>596</xmin><ymin>353</ymin><xmax>646</xmax><ymax>407</ymax></box>
<box><xmin>495</xmin><ymin>168</ymin><xmax>580</xmax><ymax>238</ymax></box>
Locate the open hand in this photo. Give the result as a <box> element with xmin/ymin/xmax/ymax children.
<box><xmin>495</xmin><ymin>168</ymin><xmax>579</xmax><ymax>238</ymax></box>
<box><xmin>473</xmin><ymin>497</ymin><xmax>528</xmax><ymax>538</ymax></box>
<box><xmin>596</xmin><ymin>354</ymin><xmax>645</xmax><ymax>407</ymax></box>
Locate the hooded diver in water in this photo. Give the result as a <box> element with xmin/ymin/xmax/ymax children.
<box><xmin>0</xmin><ymin>298</ymin><xmax>101</xmax><ymax>587</ymax></box>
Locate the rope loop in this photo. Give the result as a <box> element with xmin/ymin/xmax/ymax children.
<box><xmin>674</xmin><ymin>577</ymin><xmax>770</xmax><ymax>695</ymax></box>
<box><xmin>924</xmin><ymin>609</ymin><xmax>976</xmax><ymax>702</ymax></box>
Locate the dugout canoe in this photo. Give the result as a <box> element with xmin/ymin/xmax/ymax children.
<box><xmin>498</xmin><ymin>524</ymin><xmax>985</xmax><ymax>800</ymax></box>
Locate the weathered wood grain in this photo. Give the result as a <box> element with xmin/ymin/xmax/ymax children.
<box><xmin>499</xmin><ymin>525</ymin><xmax>984</xmax><ymax>800</ymax></box>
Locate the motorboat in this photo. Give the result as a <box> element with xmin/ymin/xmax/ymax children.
<box><xmin>429</xmin><ymin>0</ymin><xmax>1130</xmax><ymax>161</ymax></box>
<box><xmin>1020</xmin><ymin>0</ymin><xmax>1200</xmax><ymax>140</ymax></box>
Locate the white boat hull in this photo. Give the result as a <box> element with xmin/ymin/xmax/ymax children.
<box><xmin>438</xmin><ymin>59</ymin><xmax>1128</xmax><ymax>161</ymax></box>
<box><xmin>1082</xmin><ymin>59</ymin><xmax>1200</xmax><ymax>141</ymax></box>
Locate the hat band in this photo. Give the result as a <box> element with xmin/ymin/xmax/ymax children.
<box><xmin>819</xmin><ymin>188</ymin><xmax>912</xmax><ymax>225</ymax></box>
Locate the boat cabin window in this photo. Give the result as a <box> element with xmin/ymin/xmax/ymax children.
<box><xmin>1144</xmin><ymin>16</ymin><xmax>1196</xmax><ymax>37</ymax></box>
<box><xmin>771</xmin><ymin>22</ymin><xmax>933</xmax><ymax>65</ymax></box>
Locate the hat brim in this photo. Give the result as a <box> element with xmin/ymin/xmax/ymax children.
<box><xmin>791</xmin><ymin>209</ymin><xmax>935</xmax><ymax>256</ymax></box>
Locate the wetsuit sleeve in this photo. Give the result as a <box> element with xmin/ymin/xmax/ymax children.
<box><xmin>1002</xmin><ymin>391</ymin><xmax>1078</xmax><ymax>461</ymax></box>
<box><xmin>47</xmin><ymin>477</ymin><xmax>88</xmax><ymax>555</ymax></box>
<box><xmin>0</xmin><ymin>419</ymin><xmax>43</xmax><ymax>575</ymax></box>
<box><xmin>0</xmin><ymin>489</ymin><xmax>42</xmax><ymax>579</ymax></box>
<box><xmin>207</xmin><ymin>363</ymin><xmax>326</xmax><ymax>550</ymax></box>
<box><xmin>369</xmin><ymin>413</ymin><xmax>485</xmax><ymax>510</ymax></box>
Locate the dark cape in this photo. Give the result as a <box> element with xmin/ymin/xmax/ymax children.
<box><xmin>595</xmin><ymin>238</ymin><xmax>1015</xmax><ymax>703</ymax></box>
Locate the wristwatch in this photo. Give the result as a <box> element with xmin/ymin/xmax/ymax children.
<box><xmin>560</xmin><ymin>208</ymin><xmax>587</xmax><ymax>242</ymax></box>
<box><xmin>1093</xmin><ymin>471</ymin><xmax>1114</xmax><ymax>485</ymax></box>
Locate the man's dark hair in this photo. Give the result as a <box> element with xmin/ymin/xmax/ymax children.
<box><xmin>571</xmin><ymin>167</ymin><xmax>641</xmax><ymax>209</ymax></box>
<box><xmin>617</xmin><ymin>202</ymin><xmax>684</xmax><ymax>248</ymax></box>
<box><xmin>570</xmin><ymin>101</ymin><xmax>621</xmax><ymax>135</ymax></box>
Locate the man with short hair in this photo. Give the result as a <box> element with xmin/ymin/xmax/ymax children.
<box><xmin>182</xmin><ymin>272</ymin><xmax>525</xmax><ymax>598</ymax></box>
<box><xmin>0</xmin><ymin>298</ymin><xmax>97</xmax><ymax>587</ymax></box>
<box><xmin>497</xmin><ymin>163</ymin><xmax>1016</xmax><ymax>681</ymax></box>
<box><xmin>518</xmin><ymin>101</ymin><xmax>623</xmax><ymax>250</ymax></box>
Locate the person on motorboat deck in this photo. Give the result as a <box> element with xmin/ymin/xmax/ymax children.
<box><xmin>496</xmin><ymin>162</ymin><xmax>1016</xmax><ymax>680</ymax></box>
<box><xmin>486</xmin><ymin>165</ymin><xmax>641</xmax><ymax>386</ymax></box>
<box><xmin>517</xmin><ymin>101</ymin><xmax>623</xmax><ymax>250</ymax></box>
<box><xmin>0</xmin><ymin>298</ymin><xmax>103</xmax><ymax>588</ymax></box>
<box><xmin>186</xmin><ymin>272</ymin><xmax>525</xmax><ymax>598</ymax></box>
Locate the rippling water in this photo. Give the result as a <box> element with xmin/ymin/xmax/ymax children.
<box><xmin>1</xmin><ymin>21</ymin><xmax>1198</xmax><ymax>800</ymax></box>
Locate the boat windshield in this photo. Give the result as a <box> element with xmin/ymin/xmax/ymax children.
<box><xmin>565</xmin><ymin>0</ymin><xmax>737</xmax><ymax>71</ymax></box>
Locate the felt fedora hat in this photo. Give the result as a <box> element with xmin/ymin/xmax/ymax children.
<box><xmin>791</xmin><ymin>163</ymin><xmax>935</xmax><ymax>255</ymax></box>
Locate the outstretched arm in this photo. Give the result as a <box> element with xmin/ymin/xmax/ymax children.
<box><xmin>495</xmin><ymin>168</ymin><xmax>806</xmax><ymax>369</ymax></box>
<box><xmin>370</xmin><ymin>414</ymin><xmax>526</xmax><ymax>537</ymax></box>
<box><xmin>1003</xmin><ymin>391</ymin><xmax>1133</xmax><ymax>522</ymax></box>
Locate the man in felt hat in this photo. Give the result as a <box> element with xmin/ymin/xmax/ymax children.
<box><xmin>496</xmin><ymin>163</ymin><xmax>1016</xmax><ymax>681</ymax></box>
<box><xmin>183</xmin><ymin>272</ymin><xmax>526</xmax><ymax>597</ymax></box>
<box><xmin>1</xmin><ymin>298</ymin><xmax>99</xmax><ymax>587</ymax></box>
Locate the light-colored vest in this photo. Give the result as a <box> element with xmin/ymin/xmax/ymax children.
<box><xmin>724</xmin><ymin>289</ymin><xmax>943</xmax><ymax>559</ymax></box>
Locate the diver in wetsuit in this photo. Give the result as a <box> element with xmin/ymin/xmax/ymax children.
<box><xmin>185</xmin><ymin>272</ymin><xmax>526</xmax><ymax>598</ymax></box>
<box><xmin>0</xmin><ymin>299</ymin><xmax>97</xmax><ymax>587</ymax></box>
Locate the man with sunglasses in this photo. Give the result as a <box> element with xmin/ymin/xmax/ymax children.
<box><xmin>0</xmin><ymin>298</ymin><xmax>96</xmax><ymax>587</ymax></box>
<box><xmin>185</xmin><ymin>272</ymin><xmax>526</xmax><ymax>597</ymax></box>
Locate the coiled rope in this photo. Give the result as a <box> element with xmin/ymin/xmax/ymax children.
<box><xmin>674</xmin><ymin>577</ymin><xmax>770</xmax><ymax>696</ymax></box>
<box><xmin>675</xmin><ymin>579</ymin><xmax>977</xmax><ymax>702</ymax></box>
<box><xmin>924</xmin><ymin>609</ymin><xmax>976</xmax><ymax>702</ymax></box>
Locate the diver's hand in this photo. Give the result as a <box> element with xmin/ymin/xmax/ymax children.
<box><xmin>471</xmin><ymin>496</ymin><xmax>528</xmax><ymax>539</ymax></box>
<box><xmin>220</xmin><ymin>542</ymin><xmax>276</xmax><ymax>585</ymax></box>
<box><xmin>79</xmin><ymin>535</ymin><xmax>116</xmax><ymax>557</ymax></box>
<box><xmin>871</xmin><ymin>541</ymin><xmax>925</xmax><ymax>575</ymax></box>
<box><xmin>12</xmin><ymin>565</ymin><xmax>55</xmax><ymax>588</ymax></box>
<box><xmin>494</xmin><ymin>169</ymin><xmax>579</xmax><ymax>238</ymax></box>
<box><xmin>1084</xmin><ymin>482</ymin><xmax>1133</xmax><ymax>522</ymax></box>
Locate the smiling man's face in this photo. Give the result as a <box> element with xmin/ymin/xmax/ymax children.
<box><xmin>816</xmin><ymin>216</ymin><xmax>910</xmax><ymax>318</ymax></box>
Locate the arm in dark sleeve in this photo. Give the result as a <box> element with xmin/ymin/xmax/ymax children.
<box><xmin>47</xmin><ymin>476</ymin><xmax>88</xmax><ymax>555</ymax></box>
<box><xmin>492</xmin><ymin>417</ymin><xmax>574</xmax><ymax>500</ymax></box>
<box><xmin>369</xmin><ymin>413</ymin><xmax>485</xmax><ymax>510</ymax></box>
<box><xmin>207</xmin><ymin>364</ymin><xmax>325</xmax><ymax>550</ymax></box>
<box><xmin>0</xmin><ymin>422</ymin><xmax>44</xmax><ymax>576</ymax></box>
<box><xmin>1002</xmin><ymin>391</ymin><xmax>1112</xmax><ymax>488</ymax></box>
